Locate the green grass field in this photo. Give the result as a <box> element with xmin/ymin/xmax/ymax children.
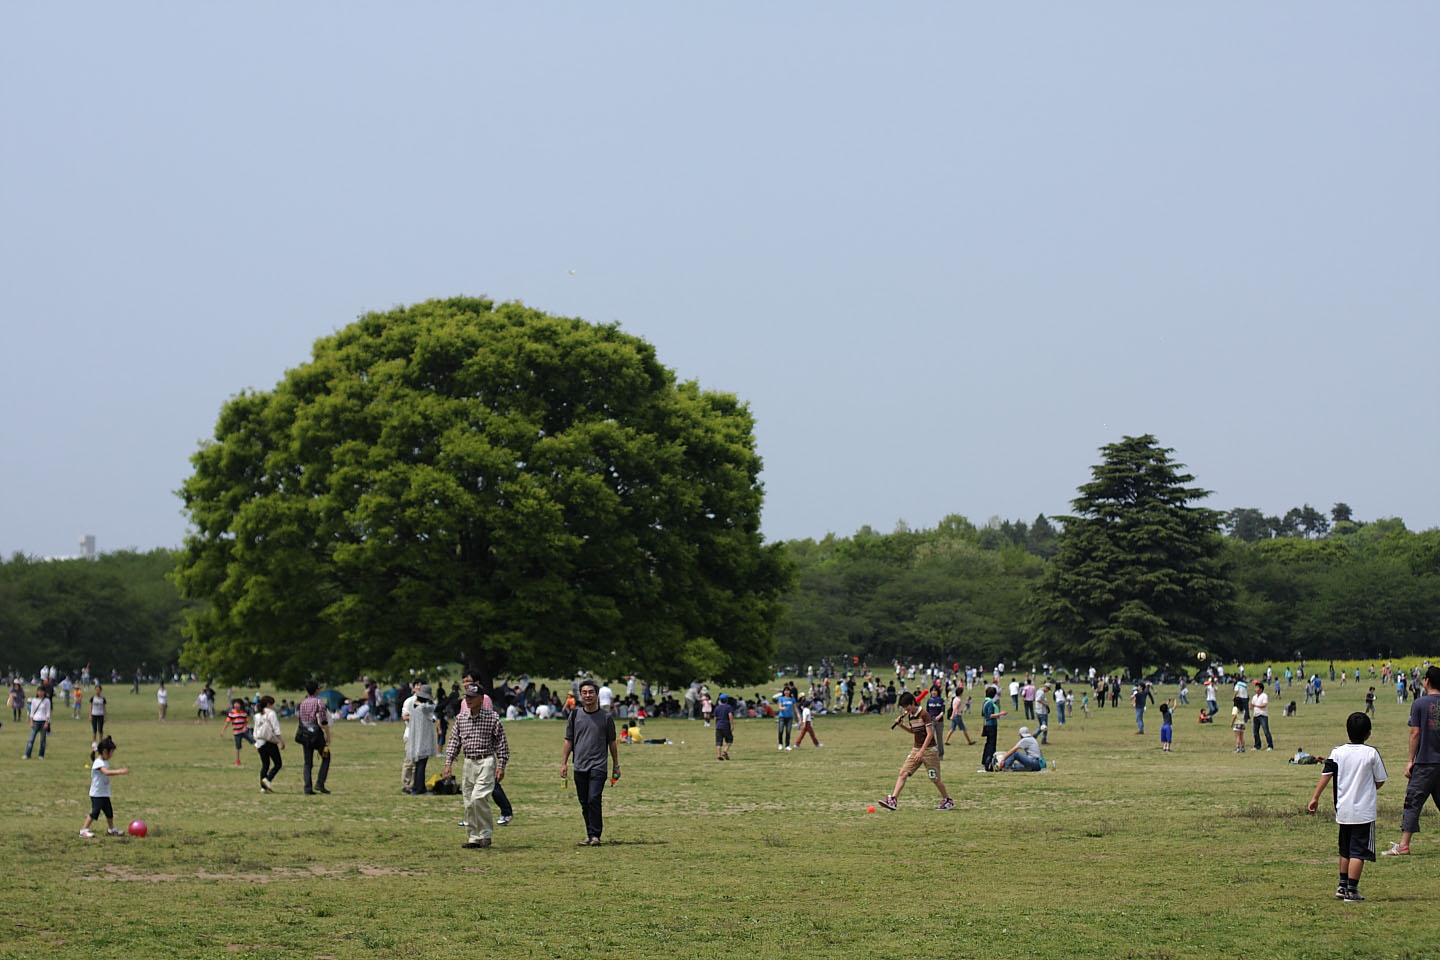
<box><xmin>1</xmin><ymin>678</ymin><xmax>1433</xmax><ymax>960</ymax></box>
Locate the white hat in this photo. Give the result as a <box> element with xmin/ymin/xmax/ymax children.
<box><xmin>1018</xmin><ymin>726</ymin><xmax>1031</xmax><ymax>737</ymax></box>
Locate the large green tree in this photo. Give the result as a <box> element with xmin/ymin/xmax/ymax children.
<box><xmin>1028</xmin><ymin>435</ymin><xmax>1234</xmax><ymax>678</ymax></box>
<box><xmin>174</xmin><ymin>297</ymin><xmax>792</xmax><ymax>689</ymax></box>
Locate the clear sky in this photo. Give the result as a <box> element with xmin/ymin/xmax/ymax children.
<box><xmin>3</xmin><ymin>4</ymin><xmax>1436</xmax><ymax>558</ymax></box>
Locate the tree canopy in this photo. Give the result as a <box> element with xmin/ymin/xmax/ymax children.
<box><xmin>1028</xmin><ymin>435</ymin><xmax>1234</xmax><ymax>678</ymax></box>
<box><xmin>774</xmin><ymin>514</ymin><xmax>1049</xmax><ymax>668</ymax></box>
<box><xmin>174</xmin><ymin>298</ymin><xmax>792</xmax><ymax>688</ymax></box>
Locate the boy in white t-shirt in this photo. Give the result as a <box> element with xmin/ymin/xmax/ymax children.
<box><xmin>1306</xmin><ymin>712</ymin><xmax>1387</xmax><ymax>902</ymax></box>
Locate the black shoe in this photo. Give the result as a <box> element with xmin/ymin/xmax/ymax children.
<box><xmin>304</xmin><ymin>789</ymin><xmax>315</xmax><ymax>795</ymax></box>
<box><xmin>462</xmin><ymin>841</ymin><xmax>484</xmax><ymax>849</ymax></box>
<box><xmin>317</xmin><ymin>787</ymin><xmax>330</xmax><ymax>794</ymax></box>
<box><xmin>1343</xmin><ymin>890</ymin><xmax>1366</xmax><ymax>902</ymax></box>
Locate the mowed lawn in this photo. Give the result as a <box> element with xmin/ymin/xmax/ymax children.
<box><xmin>0</xmin><ymin>681</ymin><xmax>1432</xmax><ymax>960</ymax></box>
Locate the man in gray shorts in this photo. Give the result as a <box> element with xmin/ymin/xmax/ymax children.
<box><xmin>1383</xmin><ymin>665</ymin><xmax>1440</xmax><ymax>857</ymax></box>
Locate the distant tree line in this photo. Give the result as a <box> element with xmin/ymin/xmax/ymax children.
<box><xmin>777</xmin><ymin>456</ymin><xmax>1439</xmax><ymax>673</ymax></box>
<box><xmin>4</xmin><ymin>464</ymin><xmax>1437</xmax><ymax>680</ymax></box>
<box><xmin>0</xmin><ymin>549</ymin><xmax>198</xmax><ymax>678</ymax></box>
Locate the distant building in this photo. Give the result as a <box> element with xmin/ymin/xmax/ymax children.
<box><xmin>79</xmin><ymin>534</ymin><xmax>96</xmax><ymax>560</ymax></box>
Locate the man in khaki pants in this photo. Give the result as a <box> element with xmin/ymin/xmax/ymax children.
<box><xmin>443</xmin><ymin>683</ymin><xmax>509</xmax><ymax>849</ymax></box>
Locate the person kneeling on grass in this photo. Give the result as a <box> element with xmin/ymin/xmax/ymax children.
<box><xmin>997</xmin><ymin>726</ymin><xmax>1045</xmax><ymax>771</ymax></box>
<box><xmin>1306</xmin><ymin>711</ymin><xmax>1387</xmax><ymax>902</ymax></box>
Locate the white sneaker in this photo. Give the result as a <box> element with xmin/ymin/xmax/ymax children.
<box><xmin>79</xmin><ymin>829</ymin><xmax>95</xmax><ymax>838</ymax></box>
<box><xmin>777</xmin><ymin>744</ymin><xmax>783</xmax><ymax>750</ymax></box>
<box><xmin>786</xmin><ymin>745</ymin><xmax>793</xmax><ymax>751</ymax></box>
<box><xmin>817</xmin><ymin>743</ymin><xmax>823</xmax><ymax>748</ymax></box>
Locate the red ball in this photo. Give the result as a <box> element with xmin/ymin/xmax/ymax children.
<box><xmin>127</xmin><ymin>820</ymin><xmax>148</xmax><ymax>837</ymax></box>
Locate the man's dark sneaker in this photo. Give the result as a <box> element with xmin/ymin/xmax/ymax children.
<box><xmin>1335</xmin><ymin>884</ymin><xmax>1347</xmax><ymax>899</ymax></box>
<box><xmin>462</xmin><ymin>842</ymin><xmax>483</xmax><ymax>849</ymax></box>
<box><xmin>1343</xmin><ymin>890</ymin><xmax>1366</xmax><ymax>902</ymax></box>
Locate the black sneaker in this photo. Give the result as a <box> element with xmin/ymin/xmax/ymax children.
<box><xmin>1335</xmin><ymin>883</ymin><xmax>1347</xmax><ymax>900</ymax></box>
<box><xmin>1343</xmin><ymin>890</ymin><xmax>1366</xmax><ymax>902</ymax></box>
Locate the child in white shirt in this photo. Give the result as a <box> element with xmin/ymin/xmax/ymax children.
<box><xmin>80</xmin><ymin>736</ymin><xmax>130</xmax><ymax>838</ymax></box>
<box><xmin>1307</xmin><ymin>712</ymin><xmax>1387</xmax><ymax>902</ymax></box>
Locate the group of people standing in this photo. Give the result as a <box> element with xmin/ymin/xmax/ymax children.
<box><xmin>11</xmin><ymin>679</ymin><xmax>109</xmax><ymax>760</ymax></box>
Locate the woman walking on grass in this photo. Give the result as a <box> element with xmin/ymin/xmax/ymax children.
<box><xmin>254</xmin><ymin>696</ymin><xmax>284</xmax><ymax>792</ymax></box>
<box><xmin>89</xmin><ymin>684</ymin><xmax>107</xmax><ymax>745</ymax></box>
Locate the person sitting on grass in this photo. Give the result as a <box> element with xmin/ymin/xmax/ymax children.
<box><xmin>997</xmin><ymin>726</ymin><xmax>1045</xmax><ymax>772</ymax></box>
<box><xmin>1306</xmin><ymin>712</ymin><xmax>1387</xmax><ymax>902</ymax></box>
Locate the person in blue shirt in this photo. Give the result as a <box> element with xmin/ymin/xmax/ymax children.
<box><xmin>776</xmin><ymin>687</ymin><xmax>797</xmax><ymax>750</ymax></box>
<box><xmin>713</xmin><ymin>694</ymin><xmax>736</xmax><ymax>760</ymax></box>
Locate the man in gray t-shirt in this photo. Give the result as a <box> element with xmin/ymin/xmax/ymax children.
<box><xmin>561</xmin><ymin>679</ymin><xmax>620</xmax><ymax>845</ymax></box>
<box><xmin>1385</xmin><ymin>665</ymin><xmax>1440</xmax><ymax>856</ymax></box>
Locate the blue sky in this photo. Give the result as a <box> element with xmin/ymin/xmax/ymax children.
<box><xmin>2</xmin><ymin>3</ymin><xmax>1436</xmax><ymax>557</ymax></box>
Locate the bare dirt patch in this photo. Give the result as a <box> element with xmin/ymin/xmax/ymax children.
<box><xmin>77</xmin><ymin>863</ymin><xmax>421</xmax><ymax>883</ymax></box>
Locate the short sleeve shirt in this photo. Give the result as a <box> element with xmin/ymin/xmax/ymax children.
<box><xmin>982</xmin><ymin>698</ymin><xmax>999</xmax><ymax>729</ymax></box>
<box><xmin>90</xmin><ymin>757</ymin><xmax>111</xmax><ymax>798</ymax></box>
<box><xmin>1324</xmin><ymin>742</ymin><xmax>1387</xmax><ymax>824</ymax></box>
<box><xmin>713</xmin><ymin>702</ymin><xmax>734</xmax><ymax>729</ymax></box>
<box><xmin>908</xmin><ymin>710</ymin><xmax>934</xmax><ymax>749</ymax></box>
<box><xmin>565</xmin><ymin>707</ymin><xmax>616</xmax><ymax>773</ymax></box>
<box><xmin>777</xmin><ymin>695</ymin><xmax>796</xmax><ymax>719</ymax></box>
<box><xmin>1410</xmin><ymin>694</ymin><xmax>1440</xmax><ymax>764</ymax></box>
<box><xmin>1251</xmin><ymin>693</ymin><xmax>1269</xmax><ymax>717</ymax></box>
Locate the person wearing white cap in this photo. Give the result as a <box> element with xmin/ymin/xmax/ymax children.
<box><xmin>404</xmin><ymin>684</ymin><xmax>441</xmax><ymax>794</ymax></box>
<box><xmin>998</xmin><ymin>726</ymin><xmax>1045</xmax><ymax>772</ymax></box>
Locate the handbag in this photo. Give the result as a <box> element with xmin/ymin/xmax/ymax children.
<box><xmin>296</xmin><ymin>720</ymin><xmax>322</xmax><ymax>747</ymax></box>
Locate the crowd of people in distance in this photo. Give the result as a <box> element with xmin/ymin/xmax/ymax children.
<box><xmin>5</xmin><ymin>654</ymin><xmax>1439</xmax><ymax>902</ymax></box>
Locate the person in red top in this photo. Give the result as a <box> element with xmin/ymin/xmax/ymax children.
<box><xmin>878</xmin><ymin>691</ymin><xmax>953</xmax><ymax>811</ymax></box>
<box><xmin>224</xmin><ymin>699</ymin><xmax>255</xmax><ymax>766</ymax></box>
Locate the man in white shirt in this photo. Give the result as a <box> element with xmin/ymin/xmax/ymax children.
<box><xmin>1251</xmin><ymin>680</ymin><xmax>1273</xmax><ymax>750</ymax></box>
<box><xmin>597</xmin><ymin>682</ymin><xmax>614</xmax><ymax>712</ymax></box>
<box><xmin>1008</xmin><ymin>679</ymin><xmax>1021</xmax><ymax>711</ymax></box>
